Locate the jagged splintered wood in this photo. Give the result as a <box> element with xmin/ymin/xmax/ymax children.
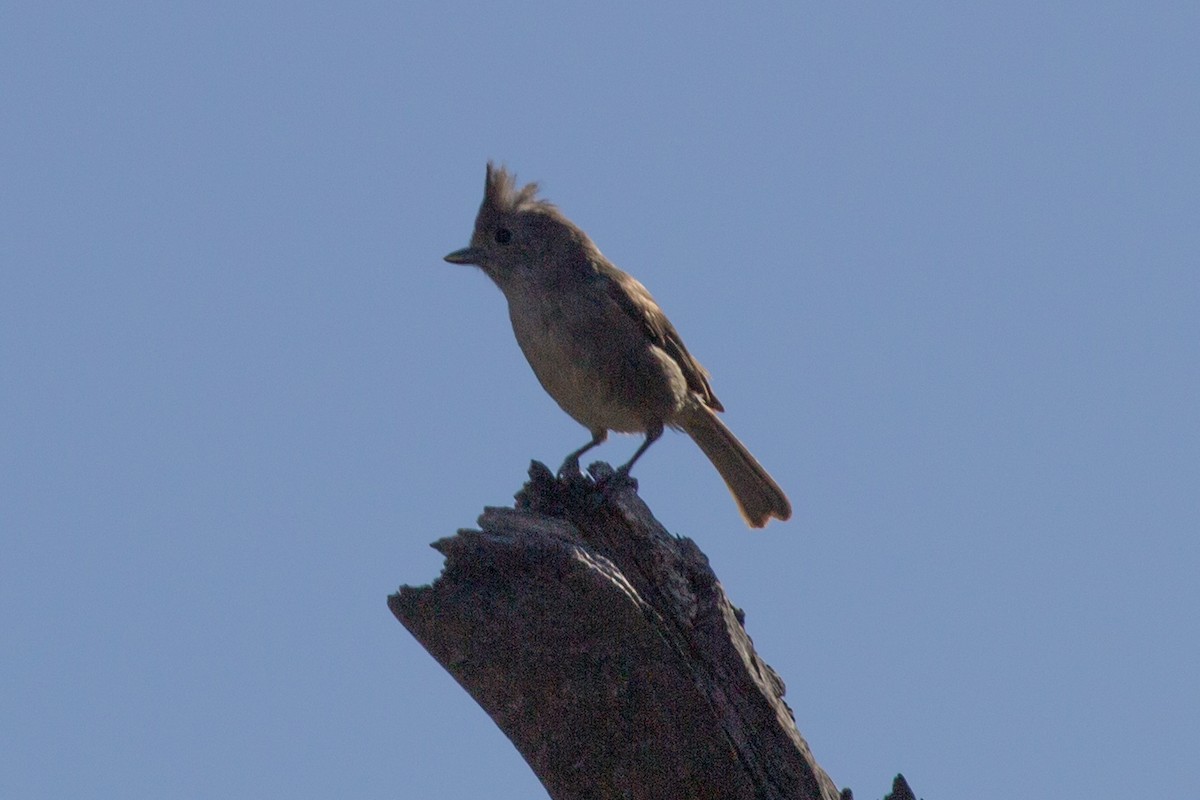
<box><xmin>389</xmin><ymin>461</ymin><xmax>844</xmax><ymax>800</ymax></box>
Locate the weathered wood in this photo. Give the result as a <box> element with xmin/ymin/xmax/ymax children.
<box><xmin>389</xmin><ymin>461</ymin><xmax>844</xmax><ymax>800</ymax></box>
<box><xmin>884</xmin><ymin>774</ymin><xmax>917</xmax><ymax>800</ymax></box>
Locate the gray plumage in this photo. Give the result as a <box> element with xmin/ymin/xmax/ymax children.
<box><xmin>445</xmin><ymin>163</ymin><xmax>791</xmax><ymax>528</ymax></box>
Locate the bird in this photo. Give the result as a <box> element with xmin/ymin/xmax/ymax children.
<box><xmin>444</xmin><ymin>163</ymin><xmax>791</xmax><ymax>527</ymax></box>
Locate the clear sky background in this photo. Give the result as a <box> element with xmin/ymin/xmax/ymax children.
<box><xmin>3</xmin><ymin>3</ymin><xmax>1197</xmax><ymax>798</ymax></box>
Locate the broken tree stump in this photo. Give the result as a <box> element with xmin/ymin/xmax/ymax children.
<box><xmin>389</xmin><ymin>461</ymin><xmax>844</xmax><ymax>800</ymax></box>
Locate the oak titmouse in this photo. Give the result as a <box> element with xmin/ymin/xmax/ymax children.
<box><xmin>444</xmin><ymin>164</ymin><xmax>791</xmax><ymax>527</ymax></box>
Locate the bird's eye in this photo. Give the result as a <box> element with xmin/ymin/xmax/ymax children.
<box><xmin>494</xmin><ymin>228</ymin><xmax>512</xmax><ymax>245</ymax></box>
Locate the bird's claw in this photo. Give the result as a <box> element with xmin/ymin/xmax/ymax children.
<box><xmin>556</xmin><ymin>455</ymin><xmax>583</xmax><ymax>480</ymax></box>
<box><xmin>597</xmin><ymin>464</ymin><xmax>636</xmax><ymax>496</ymax></box>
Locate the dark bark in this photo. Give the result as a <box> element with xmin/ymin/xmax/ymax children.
<box><xmin>883</xmin><ymin>774</ymin><xmax>917</xmax><ymax>800</ymax></box>
<box><xmin>389</xmin><ymin>461</ymin><xmax>847</xmax><ymax>799</ymax></box>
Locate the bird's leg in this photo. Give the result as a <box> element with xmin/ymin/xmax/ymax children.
<box><xmin>557</xmin><ymin>429</ymin><xmax>607</xmax><ymax>478</ymax></box>
<box><xmin>611</xmin><ymin>424</ymin><xmax>664</xmax><ymax>483</ymax></box>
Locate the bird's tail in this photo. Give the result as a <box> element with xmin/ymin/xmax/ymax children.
<box><xmin>676</xmin><ymin>402</ymin><xmax>791</xmax><ymax>528</ymax></box>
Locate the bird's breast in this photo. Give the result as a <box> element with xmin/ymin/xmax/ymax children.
<box><xmin>504</xmin><ymin>284</ymin><xmax>684</xmax><ymax>434</ymax></box>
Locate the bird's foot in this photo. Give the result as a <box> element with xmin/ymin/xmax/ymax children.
<box><xmin>596</xmin><ymin>463</ymin><xmax>637</xmax><ymax>496</ymax></box>
<box><xmin>556</xmin><ymin>454</ymin><xmax>583</xmax><ymax>481</ymax></box>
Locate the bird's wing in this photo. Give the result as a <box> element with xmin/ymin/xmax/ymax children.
<box><xmin>596</xmin><ymin>265</ymin><xmax>725</xmax><ymax>413</ymax></box>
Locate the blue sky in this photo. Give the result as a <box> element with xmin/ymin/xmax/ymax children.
<box><xmin>3</xmin><ymin>3</ymin><xmax>1197</xmax><ymax>798</ymax></box>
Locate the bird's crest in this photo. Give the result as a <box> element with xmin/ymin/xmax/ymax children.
<box><xmin>483</xmin><ymin>162</ymin><xmax>556</xmax><ymax>216</ymax></box>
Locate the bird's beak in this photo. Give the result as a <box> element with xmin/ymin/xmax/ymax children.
<box><xmin>443</xmin><ymin>247</ymin><xmax>483</xmax><ymax>265</ymax></box>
